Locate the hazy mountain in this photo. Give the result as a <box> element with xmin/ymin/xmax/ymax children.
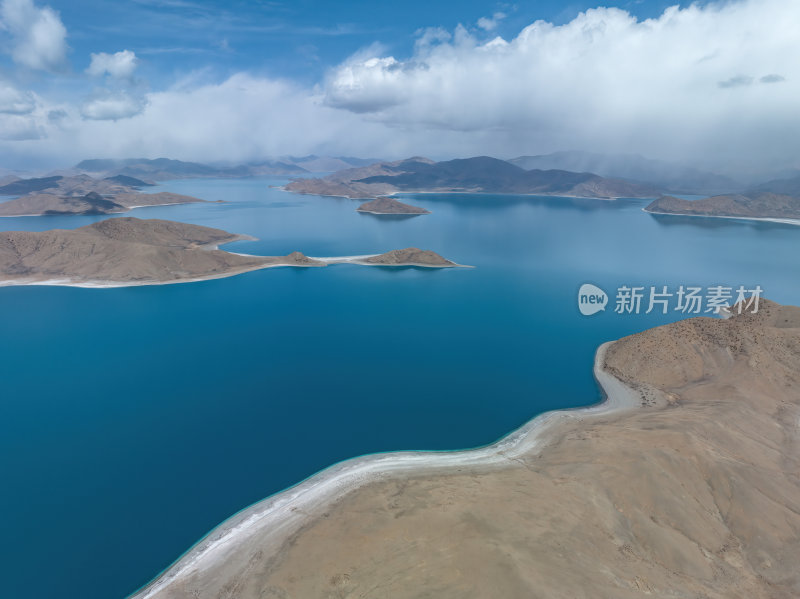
<box><xmin>76</xmin><ymin>158</ymin><xmax>308</xmax><ymax>180</ymax></box>
<box><xmin>103</xmin><ymin>174</ymin><xmax>155</xmax><ymax>187</ymax></box>
<box><xmin>286</xmin><ymin>156</ymin><xmax>658</xmax><ymax>199</ymax></box>
<box><xmin>285</xmin><ymin>157</ymin><xmax>435</xmax><ymax>198</ymax></box>
<box><xmin>0</xmin><ymin>175</ymin><xmax>64</xmax><ymax>195</ymax></box>
<box><xmin>509</xmin><ymin>151</ymin><xmax>739</xmax><ymax>195</ymax></box>
<box><xmin>749</xmin><ymin>174</ymin><xmax>800</xmax><ymax>197</ymax></box>
<box><xmin>282</xmin><ymin>155</ymin><xmax>382</xmax><ymax>172</ymax></box>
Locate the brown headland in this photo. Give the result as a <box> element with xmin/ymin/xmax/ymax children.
<box><xmin>0</xmin><ymin>175</ymin><xmax>206</xmax><ymax>217</ymax></box>
<box><xmin>0</xmin><ymin>218</ymin><xmax>462</xmax><ymax>286</ymax></box>
<box><xmin>131</xmin><ymin>300</ymin><xmax>800</xmax><ymax>599</ymax></box>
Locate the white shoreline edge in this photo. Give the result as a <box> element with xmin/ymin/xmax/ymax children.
<box><xmin>128</xmin><ymin>341</ymin><xmax>637</xmax><ymax>599</ymax></box>
<box><xmin>644</xmin><ymin>207</ymin><xmax>800</xmax><ymax>226</ymax></box>
<box><xmin>0</xmin><ymin>254</ymin><xmax>469</xmax><ymax>289</ymax></box>
<box><xmin>356</xmin><ymin>209</ymin><xmax>430</xmax><ymax>215</ymax></box>
<box><xmin>0</xmin><ymin>201</ymin><xmax>203</xmax><ymax>218</ymax></box>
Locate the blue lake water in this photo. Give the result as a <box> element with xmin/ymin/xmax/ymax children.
<box><xmin>1</xmin><ymin>178</ymin><xmax>798</xmax><ymax>599</ymax></box>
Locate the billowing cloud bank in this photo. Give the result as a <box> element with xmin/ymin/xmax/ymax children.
<box><xmin>2</xmin><ymin>0</ymin><xmax>799</xmax><ymax>172</ymax></box>
<box><xmin>0</xmin><ymin>0</ymin><xmax>66</xmax><ymax>71</ymax></box>
<box><xmin>325</xmin><ymin>0</ymin><xmax>800</xmax><ymax>167</ymax></box>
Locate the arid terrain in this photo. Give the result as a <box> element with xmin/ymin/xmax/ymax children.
<box><xmin>363</xmin><ymin>248</ymin><xmax>455</xmax><ymax>266</ymax></box>
<box><xmin>0</xmin><ymin>218</ymin><xmax>460</xmax><ymax>286</ymax></box>
<box><xmin>646</xmin><ymin>193</ymin><xmax>800</xmax><ymax>221</ymax></box>
<box><xmin>0</xmin><ymin>175</ymin><xmax>206</xmax><ymax>216</ymax></box>
<box><xmin>132</xmin><ymin>300</ymin><xmax>800</xmax><ymax>599</ymax></box>
<box><xmin>356</xmin><ymin>197</ymin><xmax>430</xmax><ymax>215</ymax></box>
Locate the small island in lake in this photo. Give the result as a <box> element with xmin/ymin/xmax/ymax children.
<box><xmin>645</xmin><ymin>192</ymin><xmax>800</xmax><ymax>222</ymax></box>
<box><xmin>0</xmin><ymin>218</ymin><xmax>462</xmax><ymax>287</ymax></box>
<box><xmin>362</xmin><ymin>248</ymin><xmax>456</xmax><ymax>267</ymax></box>
<box><xmin>357</xmin><ymin>197</ymin><xmax>430</xmax><ymax>215</ymax></box>
<box><xmin>0</xmin><ymin>175</ymin><xmax>206</xmax><ymax>217</ymax></box>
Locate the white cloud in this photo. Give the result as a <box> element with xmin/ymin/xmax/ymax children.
<box><xmin>2</xmin><ymin>0</ymin><xmax>799</xmax><ymax>175</ymax></box>
<box><xmin>80</xmin><ymin>92</ymin><xmax>147</xmax><ymax>120</ymax></box>
<box><xmin>0</xmin><ymin>80</ymin><xmax>36</xmax><ymax>114</ymax></box>
<box><xmin>86</xmin><ymin>50</ymin><xmax>138</xmax><ymax>80</ymax></box>
<box><xmin>477</xmin><ymin>12</ymin><xmax>506</xmax><ymax>31</ymax></box>
<box><xmin>0</xmin><ymin>112</ymin><xmax>42</xmax><ymax>139</ymax></box>
<box><xmin>0</xmin><ymin>0</ymin><xmax>67</xmax><ymax>71</ymax></box>
<box><xmin>323</xmin><ymin>0</ymin><xmax>800</xmax><ymax>166</ymax></box>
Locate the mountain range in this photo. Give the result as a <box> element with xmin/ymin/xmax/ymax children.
<box><xmin>72</xmin><ymin>156</ymin><xmax>382</xmax><ymax>181</ymax></box>
<box><xmin>285</xmin><ymin>156</ymin><xmax>660</xmax><ymax>199</ymax></box>
<box><xmin>508</xmin><ymin>151</ymin><xmax>739</xmax><ymax>195</ymax></box>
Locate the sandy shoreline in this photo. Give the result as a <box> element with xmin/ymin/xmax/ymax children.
<box><xmin>128</xmin><ymin>340</ymin><xmax>638</xmax><ymax>599</ymax></box>
<box><xmin>0</xmin><ymin>250</ymin><xmax>468</xmax><ymax>289</ymax></box>
<box><xmin>0</xmin><ymin>201</ymin><xmax>200</xmax><ymax>218</ymax></box>
<box><xmin>644</xmin><ymin>207</ymin><xmax>800</xmax><ymax>226</ymax></box>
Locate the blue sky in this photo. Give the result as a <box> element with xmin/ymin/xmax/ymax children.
<box><xmin>49</xmin><ymin>1</ymin><xmax>689</xmax><ymax>84</ymax></box>
<box><xmin>0</xmin><ymin>0</ymin><xmax>797</xmax><ymax>172</ymax></box>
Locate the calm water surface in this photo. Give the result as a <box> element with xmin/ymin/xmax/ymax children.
<box><xmin>1</xmin><ymin>178</ymin><xmax>798</xmax><ymax>599</ymax></box>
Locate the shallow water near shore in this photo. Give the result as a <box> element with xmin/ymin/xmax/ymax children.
<box><xmin>1</xmin><ymin>178</ymin><xmax>799</xmax><ymax>599</ymax></box>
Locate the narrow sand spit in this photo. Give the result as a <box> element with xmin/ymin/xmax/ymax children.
<box><xmin>129</xmin><ymin>342</ymin><xmax>637</xmax><ymax>599</ymax></box>
<box><xmin>644</xmin><ymin>207</ymin><xmax>800</xmax><ymax>226</ymax></box>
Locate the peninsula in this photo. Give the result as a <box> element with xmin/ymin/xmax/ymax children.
<box><xmin>0</xmin><ymin>218</ymin><xmax>461</xmax><ymax>287</ymax></box>
<box><xmin>0</xmin><ymin>175</ymin><xmax>205</xmax><ymax>217</ymax></box>
<box><xmin>357</xmin><ymin>197</ymin><xmax>430</xmax><ymax>215</ymax></box>
<box><xmin>286</xmin><ymin>156</ymin><xmax>660</xmax><ymax>200</ymax></box>
<box><xmin>646</xmin><ymin>192</ymin><xmax>800</xmax><ymax>223</ymax></box>
<box><xmin>131</xmin><ymin>300</ymin><xmax>800</xmax><ymax>599</ymax></box>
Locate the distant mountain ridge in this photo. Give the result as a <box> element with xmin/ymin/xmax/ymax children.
<box><xmin>750</xmin><ymin>173</ymin><xmax>800</xmax><ymax>197</ymax></box>
<box><xmin>509</xmin><ymin>151</ymin><xmax>739</xmax><ymax>195</ymax></box>
<box><xmin>73</xmin><ymin>156</ymin><xmax>383</xmax><ymax>181</ymax></box>
<box><xmin>286</xmin><ymin>156</ymin><xmax>659</xmax><ymax>199</ymax></box>
<box><xmin>76</xmin><ymin>158</ymin><xmax>308</xmax><ymax>180</ymax></box>
<box><xmin>0</xmin><ymin>175</ymin><xmax>64</xmax><ymax>195</ymax></box>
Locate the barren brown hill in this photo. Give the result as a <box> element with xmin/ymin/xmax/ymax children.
<box><xmin>0</xmin><ymin>219</ymin><xmax>462</xmax><ymax>286</ymax></box>
<box><xmin>357</xmin><ymin>197</ymin><xmax>430</xmax><ymax>214</ymax></box>
<box><xmin>363</xmin><ymin>247</ymin><xmax>455</xmax><ymax>266</ymax></box>
<box><xmin>0</xmin><ymin>175</ymin><xmax>206</xmax><ymax>216</ymax></box>
<box><xmin>285</xmin><ymin>157</ymin><xmax>433</xmax><ymax>199</ymax></box>
<box><xmin>133</xmin><ymin>300</ymin><xmax>800</xmax><ymax>599</ymax></box>
<box><xmin>646</xmin><ymin>192</ymin><xmax>800</xmax><ymax>220</ymax></box>
<box><xmin>0</xmin><ymin>218</ymin><xmax>324</xmax><ymax>285</ymax></box>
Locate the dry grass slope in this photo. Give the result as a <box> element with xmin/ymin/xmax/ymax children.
<box><xmin>143</xmin><ymin>300</ymin><xmax>800</xmax><ymax>599</ymax></box>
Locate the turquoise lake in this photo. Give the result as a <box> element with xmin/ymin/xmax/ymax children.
<box><xmin>1</xmin><ymin>178</ymin><xmax>798</xmax><ymax>599</ymax></box>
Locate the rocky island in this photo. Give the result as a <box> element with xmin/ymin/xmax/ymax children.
<box><xmin>646</xmin><ymin>192</ymin><xmax>800</xmax><ymax>223</ymax></box>
<box><xmin>0</xmin><ymin>175</ymin><xmax>206</xmax><ymax>217</ymax></box>
<box><xmin>362</xmin><ymin>248</ymin><xmax>455</xmax><ymax>267</ymax></box>
<box><xmin>357</xmin><ymin>197</ymin><xmax>430</xmax><ymax>215</ymax></box>
<box><xmin>286</xmin><ymin>156</ymin><xmax>659</xmax><ymax>200</ymax></box>
<box><xmin>0</xmin><ymin>218</ymin><xmax>461</xmax><ymax>287</ymax></box>
<box><xmin>131</xmin><ymin>300</ymin><xmax>800</xmax><ymax>599</ymax></box>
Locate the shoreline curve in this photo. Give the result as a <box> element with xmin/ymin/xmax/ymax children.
<box><xmin>127</xmin><ymin>340</ymin><xmax>639</xmax><ymax>599</ymax></box>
